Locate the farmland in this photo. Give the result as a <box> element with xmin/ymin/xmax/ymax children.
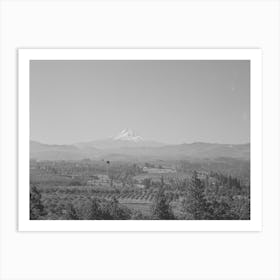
<box><xmin>30</xmin><ymin>158</ymin><xmax>250</xmax><ymax>220</ymax></box>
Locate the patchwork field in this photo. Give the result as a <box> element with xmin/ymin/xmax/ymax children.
<box><xmin>30</xmin><ymin>159</ymin><xmax>250</xmax><ymax>220</ymax></box>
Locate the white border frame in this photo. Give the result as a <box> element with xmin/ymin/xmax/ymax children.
<box><xmin>18</xmin><ymin>48</ymin><xmax>262</xmax><ymax>232</ymax></box>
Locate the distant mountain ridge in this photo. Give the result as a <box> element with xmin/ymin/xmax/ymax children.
<box><xmin>116</xmin><ymin>142</ymin><xmax>250</xmax><ymax>160</ymax></box>
<box><xmin>31</xmin><ymin>129</ymin><xmax>249</xmax><ymax>161</ymax></box>
<box><xmin>30</xmin><ymin>140</ymin><xmax>99</xmax><ymax>161</ymax></box>
<box><xmin>30</xmin><ymin>141</ymin><xmax>249</xmax><ymax>162</ymax></box>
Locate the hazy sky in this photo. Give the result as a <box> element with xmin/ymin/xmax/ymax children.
<box><xmin>30</xmin><ymin>60</ymin><xmax>250</xmax><ymax>145</ymax></box>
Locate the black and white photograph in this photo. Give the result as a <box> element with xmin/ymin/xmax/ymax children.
<box><xmin>17</xmin><ymin>48</ymin><xmax>262</xmax><ymax>231</ymax></box>
<box><xmin>1</xmin><ymin>2</ymin><xmax>278</xmax><ymax>279</ymax></box>
<box><xmin>29</xmin><ymin>56</ymin><xmax>251</xmax><ymax>221</ymax></box>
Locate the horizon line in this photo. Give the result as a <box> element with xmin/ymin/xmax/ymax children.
<box><xmin>30</xmin><ymin>139</ymin><xmax>251</xmax><ymax>147</ymax></box>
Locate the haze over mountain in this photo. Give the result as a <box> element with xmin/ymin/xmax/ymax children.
<box><xmin>30</xmin><ymin>140</ymin><xmax>99</xmax><ymax>161</ymax></box>
<box><xmin>76</xmin><ymin>129</ymin><xmax>165</xmax><ymax>150</ymax></box>
<box><xmin>30</xmin><ymin>129</ymin><xmax>250</xmax><ymax>161</ymax></box>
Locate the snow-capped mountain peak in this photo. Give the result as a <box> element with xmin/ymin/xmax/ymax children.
<box><xmin>114</xmin><ymin>129</ymin><xmax>144</xmax><ymax>142</ymax></box>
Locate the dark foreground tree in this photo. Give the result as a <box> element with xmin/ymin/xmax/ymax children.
<box><xmin>151</xmin><ymin>189</ymin><xmax>175</xmax><ymax>220</ymax></box>
<box><xmin>182</xmin><ymin>171</ymin><xmax>243</xmax><ymax>220</ymax></box>
<box><xmin>30</xmin><ymin>185</ymin><xmax>46</xmax><ymax>219</ymax></box>
<box><xmin>182</xmin><ymin>171</ymin><xmax>210</xmax><ymax>219</ymax></box>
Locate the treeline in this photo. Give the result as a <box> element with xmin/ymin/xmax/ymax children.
<box><xmin>149</xmin><ymin>171</ymin><xmax>249</xmax><ymax>220</ymax></box>
<box><xmin>30</xmin><ymin>171</ymin><xmax>250</xmax><ymax>220</ymax></box>
<box><xmin>181</xmin><ymin>171</ymin><xmax>248</xmax><ymax>220</ymax></box>
<box><xmin>30</xmin><ymin>184</ymin><xmax>174</xmax><ymax>220</ymax></box>
<box><xmin>31</xmin><ymin>185</ymin><xmax>133</xmax><ymax>220</ymax></box>
<box><xmin>176</xmin><ymin>158</ymin><xmax>250</xmax><ymax>182</ymax></box>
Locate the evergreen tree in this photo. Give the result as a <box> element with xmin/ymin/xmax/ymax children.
<box><xmin>182</xmin><ymin>171</ymin><xmax>210</xmax><ymax>219</ymax></box>
<box><xmin>30</xmin><ymin>185</ymin><xmax>45</xmax><ymax>219</ymax></box>
<box><xmin>151</xmin><ymin>188</ymin><xmax>175</xmax><ymax>220</ymax></box>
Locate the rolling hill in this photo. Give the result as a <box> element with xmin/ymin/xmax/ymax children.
<box><xmin>30</xmin><ymin>140</ymin><xmax>250</xmax><ymax>161</ymax></box>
